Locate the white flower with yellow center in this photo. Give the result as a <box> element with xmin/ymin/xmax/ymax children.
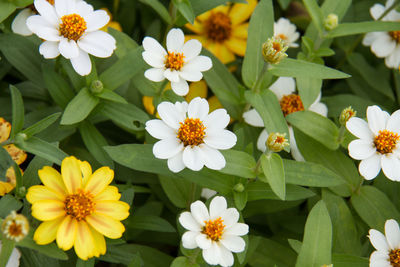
<box><xmin>274</xmin><ymin>18</ymin><xmax>300</xmax><ymax>48</ymax></box>
<box><xmin>368</xmin><ymin>219</ymin><xmax>400</xmax><ymax>267</ymax></box>
<box><xmin>179</xmin><ymin>196</ymin><xmax>249</xmax><ymax>267</ymax></box>
<box><xmin>26</xmin><ymin>0</ymin><xmax>116</xmax><ymax>76</ymax></box>
<box><xmin>362</xmin><ymin>0</ymin><xmax>400</xmax><ymax>69</ymax></box>
<box><xmin>145</xmin><ymin>97</ymin><xmax>237</xmax><ymax>172</ymax></box>
<box><xmin>243</xmin><ymin>77</ymin><xmax>327</xmax><ymax>161</ymax></box>
<box><xmin>346</xmin><ymin>105</ymin><xmax>400</xmax><ymax>181</ymax></box>
<box><xmin>142</xmin><ymin>28</ymin><xmax>212</xmax><ymax>96</ymax></box>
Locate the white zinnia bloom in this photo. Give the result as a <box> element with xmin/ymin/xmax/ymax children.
<box><xmin>368</xmin><ymin>219</ymin><xmax>400</xmax><ymax>267</ymax></box>
<box><xmin>274</xmin><ymin>18</ymin><xmax>300</xmax><ymax>48</ymax></box>
<box><xmin>145</xmin><ymin>97</ymin><xmax>237</xmax><ymax>173</ymax></box>
<box><xmin>0</xmin><ymin>241</ymin><xmax>20</xmax><ymax>267</ymax></box>
<box><xmin>179</xmin><ymin>196</ymin><xmax>249</xmax><ymax>267</ymax></box>
<box><xmin>346</xmin><ymin>105</ymin><xmax>400</xmax><ymax>181</ymax></box>
<box><xmin>142</xmin><ymin>28</ymin><xmax>212</xmax><ymax>96</ymax></box>
<box><xmin>26</xmin><ymin>0</ymin><xmax>116</xmax><ymax>76</ymax></box>
<box><xmin>362</xmin><ymin>0</ymin><xmax>400</xmax><ymax>69</ymax></box>
<box><xmin>243</xmin><ymin>77</ymin><xmax>327</xmax><ymax>161</ymax></box>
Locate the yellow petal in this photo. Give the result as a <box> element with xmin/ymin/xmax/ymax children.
<box><xmin>34</xmin><ymin>217</ymin><xmax>64</xmax><ymax>245</ymax></box>
<box><xmin>107</xmin><ymin>21</ymin><xmax>122</xmax><ymax>32</ymax></box>
<box><xmin>185</xmin><ymin>20</ymin><xmax>205</xmax><ymax>35</ymax></box>
<box><xmin>93</xmin><ymin>186</ymin><xmax>121</xmax><ymax>201</ymax></box>
<box><xmin>26</xmin><ymin>185</ymin><xmax>65</xmax><ymax>203</ymax></box>
<box><xmin>208</xmin><ymin>95</ymin><xmax>224</xmax><ymax>112</ymax></box>
<box><xmin>86</xmin><ymin>213</ymin><xmax>125</xmax><ymax>239</ymax></box>
<box><xmin>31</xmin><ymin>200</ymin><xmax>65</xmax><ymax>221</ymax></box>
<box><xmin>95</xmin><ymin>200</ymin><xmax>130</xmax><ymax>220</ymax></box>
<box><xmin>74</xmin><ymin>221</ymin><xmax>96</xmax><ymax>260</ymax></box>
<box><xmin>0</xmin><ymin>182</ymin><xmax>13</xmax><ymax>196</ymax></box>
<box><xmin>142</xmin><ymin>96</ymin><xmax>155</xmax><ymax>115</ymax></box>
<box><xmin>89</xmin><ymin>226</ymin><xmax>106</xmax><ymax>257</ymax></box>
<box><xmin>56</xmin><ymin>216</ymin><xmax>77</xmax><ymax>250</ymax></box>
<box><xmin>84</xmin><ymin>167</ymin><xmax>114</xmax><ymax>196</ymax></box>
<box><xmin>61</xmin><ymin>156</ymin><xmax>82</xmax><ymax>194</ymax></box>
<box><xmin>38</xmin><ymin>166</ymin><xmax>67</xmax><ymax>196</ymax></box>
<box><xmin>79</xmin><ymin>160</ymin><xmax>92</xmax><ymax>186</ymax></box>
<box><xmin>232</xmin><ymin>23</ymin><xmax>249</xmax><ymax>39</ymax></box>
<box><xmin>225</xmin><ymin>37</ymin><xmax>247</xmax><ymax>56</ymax></box>
<box><xmin>229</xmin><ymin>0</ymin><xmax>257</xmax><ymax>26</ymax></box>
<box><xmin>185</xmin><ymin>81</ymin><xmax>208</xmax><ymax>102</ymax></box>
<box><xmin>4</xmin><ymin>144</ymin><xmax>27</xmax><ymax>165</ymax></box>
<box><xmin>185</xmin><ymin>34</ymin><xmax>210</xmax><ymax>47</ymax></box>
<box><xmin>207</xmin><ymin>42</ymin><xmax>235</xmax><ymax>64</ymax></box>
<box><xmin>0</xmin><ymin>118</ymin><xmax>11</xmax><ymax>143</ymax></box>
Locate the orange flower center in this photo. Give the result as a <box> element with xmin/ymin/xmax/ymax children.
<box><xmin>177</xmin><ymin>118</ymin><xmax>206</xmax><ymax>147</ymax></box>
<box><xmin>202</xmin><ymin>217</ymin><xmax>225</xmax><ymax>241</ymax></box>
<box><xmin>164</xmin><ymin>52</ymin><xmax>185</xmax><ymax>71</ymax></box>
<box><xmin>390</xmin><ymin>249</ymin><xmax>400</xmax><ymax>267</ymax></box>
<box><xmin>390</xmin><ymin>31</ymin><xmax>400</xmax><ymax>43</ymax></box>
<box><xmin>205</xmin><ymin>12</ymin><xmax>232</xmax><ymax>42</ymax></box>
<box><xmin>280</xmin><ymin>94</ymin><xmax>305</xmax><ymax>116</ymax></box>
<box><xmin>276</xmin><ymin>33</ymin><xmax>288</xmax><ymax>41</ymax></box>
<box><xmin>374</xmin><ymin>130</ymin><xmax>399</xmax><ymax>154</ymax></box>
<box><xmin>7</xmin><ymin>222</ymin><xmax>22</xmax><ymax>238</ymax></box>
<box><xmin>275</xmin><ymin>136</ymin><xmax>286</xmax><ymax>144</ymax></box>
<box><xmin>64</xmin><ymin>189</ymin><xmax>95</xmax><ymax>221</ymax></box>
<box><xmin>59</xmin><ymin>14</ymin><xmax>87</xmax><ymax>41</ymax></box>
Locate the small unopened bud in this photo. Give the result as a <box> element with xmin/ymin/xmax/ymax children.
<box><xmin>15</xmin><ymin>133</ymin><xmax>27</xmax><ymax>144</ymax></box>
<box><xmin>324</xmin><ymin>14</ymin><xmax>338</xmax><ymax>31</ymax></box>
<box><xmin>233</xmin><ymin>183</ymin><xmax>245</xmax><ymax>193</ymax></box>
<box><xmin>339</xmin><ymin>106</ymin><xmax>356</xmax><ymax>125</ymax></box>
<box><xmin>262</xmin><ymin>37</ymin><xmax>288</xmax><ymax>64</ymax></box>
<box><xmin>2</xmin><ymin>211</ymin><xmax>29</xmax><ymax>242</ymax></box>
<box><xmin>90</xmin><ymin>80</ymin><xmax>104</xmax><ymax>93</ymax></box>
<box><xmin>267</xmin><ymin>132</ymin><xmax>289</xmax><ymax>152</ymax></box>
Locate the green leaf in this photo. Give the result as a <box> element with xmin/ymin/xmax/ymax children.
<box><xmin>61</xmin><ymin>88</ymin><xmax>99</xmax><ymax>125</ymax></box>
<box><xmin>18</xmin><ymin>236</ymin><xmax>68</xmax><ymax>260</ymax></box>
<box><xmin>0</xmin><ymin>3</ymin><xmax>16</xmax><ymax>24</ymax></box>
<box><xmin>219</xmin><ymin>150</ymin><xmax>256</xmax><ymax>178</ymax></box>
<box><xmin>351</xmin><ymin>186</ymin><xmax>400</xmax><ymax>231</ymax></box>
<box><xmin>260</xmin><ymin>153</ymin><xmax>285</xmax><ymax>200</ymax></box>
<box><xmin>128</xmin><ymin>214</ymin><xmax>176</xmax><ymax>232</ymax></box>
<box><xmin>323</xmin><ymin>94</ymin><xmax>374</xmax><ymax>118</ymax></box>
<box><xmin>171</xmin><ymin>257</ymin><xmax>199</xmax><ymax>267</ymax></box>
<box><xmin>286</xmin><ymin>111</ymin><xmax>339</xmax><ymax>150</ymax></box>
<box><xmin>108</xmin><ymin>28</ymin><xmax>139</xmax><ymax>59</ymax></box>
<box><xmin>42</xmin><ymin>65</ymin><xmax>75</xmax><ymax>108</ymax></box>
<box><xmin>269</xmin><ymin>58</ymin><xmax>350</xmax><ymax>79</ymax></box>
<box><xmin>0</xmin><ymin>238</ymin><xmax>15</xmax><ymax>267</ymax></box>
<box><xmin>303</xmin><ymin>0</ymin><xmax>324</xmax><ymax>35</ymax></box>
<box><xmin>233</xmin><ymin>190</ymin><xmax>248</xmax><ymax>211</ymax></box>
<box><xmin>138</xmin><ymin>0</ymin><xmax>172</xmax><ymax>24</ymax></box>
<box><xmin>159</xmin><ymin>176</ymin><xmax>195</xmax><ymax>208</ymax></box>
<box><xmin>248</xmin><ymin>237</ymin><xmax>297</xmax><ymax>267</ymax></box>
<box><xmin>9</xmin><ymin>85</ymin><xmax>24</xmax><ymax>139</ymax></box>
<box><xmin>295</xmin><ymin>200</ymin><xmax>332</xmax><ymax>267</ymax></box>
<box><xmin>332</xmin><ymin>254</ymin><xmax>369</xmax><ymax>267</ymax></box>
<box><xmin>96</xmin><ymin>89</ymin><xmax>128</xmax><ymax>104</ymax></box>
<box><xmin>247</xmin><ymin>182</ymin><xmax>315</xmax><ymax>201</ymax></box>
<box><xmin>296</xmin><ymin>78</ymin><xmax>322</xmax><ymax>108</ymax></box>
<box><xmin>100</xmin><ymin>101</ymin><xmax>149</xmax><ymax>131</ymax></box>
<box><xmin>326</xmin><ymin>21</ymin><xmax>400</xmax><ymax>38</ymax></box>
<box><xmin>173</xmin><ymin>0</ymin><xmax>195</xmax><ymax>24</ymax></box>
<box><xmin>0</xmin><ymin>195</ymin><xmax>23</xmax><ymax>217</ymax></box>
<box><xmin>242</xmin><ymin>0</ymin><xmax>274</xmax><ymax>88</ymax></box>
<box><xmin>76</xmin><ymin>259</ymin><xmax>95</xmax><ymax>267</ymax></box>
<box><xmin>0</xmin><ymin>145</ymin><xmax>15</xmax><ymax>182</ymax></box>
<box><xmin>22</xmin><ymin>113</ymin><xmax>61</xmax><ymax>138</ymax></box>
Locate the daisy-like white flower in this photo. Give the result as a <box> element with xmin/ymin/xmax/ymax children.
<box><xmin>274</xmin><ymin>18</ymin><xmax>300</xmax><ymax>48</ymax></box>
<box><xmin>362</xmin><ymin>0</ymin><xmax>400</xmax><ymax>69</ymax></box>
<box><xmin>26</xmin><ymin>0</ymin><xmax>116</xmax><ymax>76</ymax></box>
<box><xmin>368</xmin><ymin>219</ymin><xmax>400</xmax><ymax>267</ymax></box>
<box><xmin>0</xmin><ymin>241</ymin><xmax>20</xmax><ymax>267</ymax></box>
<box><xmin>145</xmin><ymin>97</ymin><xmax>237</xmax><ymax>172</ymax></box>
<box><xmin>142</xmin><ymin>28</ymin><xmax>212</xmax><ymax>96</ymax></box>
<box><xmin>243</xmin><ymin>77</ymin><xmax>327</xmax><ymax>161</ymax></box>
<box><xmin>179</xmin><ymin>196</ymin><xmax>249</xmax><ymax>267</ymax></box>
<box><xmin>346</xmin><ymin>105</ymin><xmax>400</xmax><ymax>181</ymax></box>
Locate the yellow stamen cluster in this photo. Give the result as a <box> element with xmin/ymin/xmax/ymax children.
<box><xmin>276</xmin><ymin>34</ymin><xmax>288</xmax><ymax>41</ymax></box>
<box><xmin>390</xmin><ymin>249</ymin><xmax>400</xmax><ymax>267</ymax></box>
<box><xmin>262</xmin><ymin>37</ymin><xmax>288</xmax><ymax>64</ymax></box>
<box><xmin>280</xmin><ymin>94</ymin><xmax>305</xmax><ymax>116</ymax></box>
<box><xmin>59</xmin><ymin>14</ymin><xmax>87</xmax><ymax>41</ymax></box>
<box><xmin>164</xmin><ymin>52</ymin><xmax>185</xmax><ymax>71</ymax></box>
<box><xmin>374</xmin><ymin>130</ymin><xmax>399</xmax><ymax>154</ymax></box>
<box><xmin>64</xmin><ymin>189</ymin><xmax>95</xmax><ymax>221</ymax></box>
<box><xmin>202</xmin><ymin>217</ymin><xmax>225</xmax><ymax>241</ymax></box>
<box><xmin>267</xmin><ymin>132</ymin><xmax>289</xmax><ymax>152</ymax></box>
<box><xmin>205</xmin><ymin>12</ymin><xmax>232</xmax><ymax>42</ymax></box>
<box><xmin>1</xmin><ymin>211</ymin><xmax>29</xmax><ymax>242</ymax></box>
<box><xmin>177</xmin><ymin>118</ymin><xmax>206</xmax><ymax>147</ymax></box>
<box><xmin>390</xmin><ymin>31</ymin><xmax>400</xmax><ymax>43</ymax></box>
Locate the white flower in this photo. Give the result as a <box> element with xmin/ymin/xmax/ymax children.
<box><xmin>0</xmin><ymin>241</ymin><xmax>20</xmax><ymax>267</ymax></box>
<box><xmin>274</xmin><ymin>18</ymin><xmax>300</xmax><ymax>48</ymax></box>
<box><xmin>179</xmin><ymin>196</ymin><xmax>249</xmax><ymax>267</ymax></box>
<box><xmin>26</xmin><ymin>0</ymin><xmax>116</xmax><ymax>76</ymax></box>
<box><xmin>142</xmin><ymin>28</ymin><xmax>212</xmax><ymax>96</ymax></box>
<box><xmin>11</xmin><ymin>8</ymin><xmax>35</xmax><ymax>36</ymax></box>
<box><xmin>243</xmin><ymin>77</ymin><xmax>327</xmax><ymax>161</ymax></box>
<box><xmin>368</xmin><ymin>219</ymin><xmax>400</xmax><ymax>267</ymax></box>
<box><xmin>145</xmin><ymin>97</ymin><xmax>236</xmax><ymax>172</ymax></box>
<box><xmin>346</xmin><ymin>105</ymin><xmax>400</xmax><ymax>181</ymax></box>
<box><xmin>362</xmin><ymin>0</ymin><xmax>400</xmax><ymax>69</ymax></box>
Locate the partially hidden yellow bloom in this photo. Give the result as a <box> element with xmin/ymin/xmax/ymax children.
<box><xmin>26</xmin><ymin>156</ymin><xmax>130</xmax><ymax>260</ymax></box>
<box><xmin>2</xmin><ymin>211</ymin><xmax>29</xmax><ymax>242</ymax></box>
<box><xmin>101</xmin><ymin>8</ymin><xmax>122</xmax><ymax>32</ymax></box>
<box><xmin>185</xmin><ymin>0</ymin><xmax>257</xmax><ymax>64</ymax></box>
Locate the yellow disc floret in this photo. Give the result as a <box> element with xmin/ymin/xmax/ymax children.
<box><xmin>280</xmin><ymin>94</ymin><xmax>305</xmax><ymax>116</ymax></box>
<box><xmin>202</xmin><ymin>217</ymin><xmax>225</xmax><ymax>241</ymax></box>
<box><xmin>205</xmin><ymin>12</ymin><xmax>232</xmax><ymax>42</ymax></box>
<box><xmin>390</xmin><ymin>31</ymin><xmax>400</xmax><ymax>44</ymax></box>
<box><xmin>59</xmin><ymin>14</ymin><xmax>87</xmax><ymax>41</ymax></box>
<box><xmin>390</xmin><ymin>249</ymin><xmax>400</xmax><ymax>267</ymax></box>
<box><xmin>2</xmin><ymin>211</ymin><xmax>29</xmax><ymax>242</ymax></box>
<box><xmin>64</xmin><ymin>189</ymin><xmax>95</xmax><ymax>221</ymax></box>
<box><xmin>374</xmin><ymin>130</ymin><xmax>399</xmax><ymax>154</ymax></box>
<box><xmin>177</xmin><ymin>118</ymin><xmax>206</xmax><ymax>147</ymax></box>
<box><xmin>165</xmin><ymin>52</ymin><xmax>185</xmax><ymax>71</ymax></box>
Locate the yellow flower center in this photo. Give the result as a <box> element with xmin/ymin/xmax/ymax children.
<box><xmin>373</xmin><ymin>130</ymin><xmax>399</xmax><ymax>154</ymax></box>
<box><xmin>64</xmin><ymin>189</ymin><xmax>95</xmax><ymax>221</ymax></box>
<box><xmin>1</xmin><ymin>212</ymin><xmax>29</xmax><ymax>242</ymax></box>
<box><xmin>276</xmin><ymin>33</ymin><xmax>288</xmax><ymax>41</ymax></box>
<box><xmin>390</xmin><ymin>249</ymin><xmax>400</xmax><ymax>267</ymax></box>
<box><xmin>205</xmin><ymin>12</ymin><xmax>232</xmax><ymax>42</ymax></box>
<box><xmin>390</xmin><ymin>31</ymin><xmax>400</xmax><ymax>43</ymax></box>
<box><xmin>280</xmin><ymin>94</ymin><xmax>305</xmax><ymax>116</ymax></box>
<box><xmin>164</xmin><ymin>52</ymin><xmax>185</xmax><ymax>71</ymax></box>
<box><xmin>59</xmin><ymin>14</ymin><xmax>87</xmax><ymax>41</ymax></box>
<box><xmin>202</xmin><ymin>217</ymin><xmax>225</xmax><ymax>241</ymax></box>
<box><xmin>177</xmin><ymin>118</ymin><xmax>206</xmax><ymax>147</ymax></box>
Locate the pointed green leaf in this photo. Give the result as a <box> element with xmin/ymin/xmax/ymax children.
<box><xmin>22</xmin><ymin>113</ymin><xmax>61</xmax><ymax>138</ymax></box>
<box><xmin>260</xmin><ymin>153</ymin><xmax>285</xmax><ymax>200</ymax></box>
<box><xmin>10</xmin><ymin>85</ymin><xmax>24</xmax><ymax>139</ymax></box>
<box><xmin>326</xmin><ymin>21</ymin><xmax>400</xmax><ymax>38</ymax></box>
<box><xmin>220</xmin><ymin>150</ymin><xmax>256</xmax><ymax>178</ymax></box>
<box><xmin>61</xmin><ymin>88</ymin><xmax>99</xmax><ymax>125</ymax></box>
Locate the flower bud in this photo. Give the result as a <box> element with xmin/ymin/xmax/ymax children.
<box><xmin>233</xmin><ymin>183</ymin><xmax>245</xmax><ymax>193</ymax></box>
<box><xmin>90</xmin><ymin>80</ymin><xmax>104</xmax><ymax>94</ymax></box>
<box><xmin>262</xmin><ymin>37</ymin><xmax>288</xmax><ymax>64</ymax></box>
<box><xmin>324</xmin><ymin>14</ymin><xmax>338</xmax><ymax>31</ymax></box>
<box><xmin>267</xmin><ymin>132</ymin><xmax>289</xmax><ymax>152</ymax></box>
<box><xmin>2</xmin><ymin>211</ymin><xmax>29</xmax><ymax>242</ymax></box>
<box><xmin>339</xmin><ymin>106</ymin><xmax>356</xmax><ymax>125</ymax></box>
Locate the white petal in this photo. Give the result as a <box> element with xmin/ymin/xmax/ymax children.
<box><xmin>26</xmin><ymin>15</ymin><xmax>61</xmax><ymax>42</ymax></box>
<box><xmin>243</xmin><ymin>109</ymin><xmax>264</xmax><ymax>127</ymax></box>
<box><xmin>188</xmin><ymin>97</ymin><xmax>209</xmax><ymax>120</ymax></box>
<box><xmin>167</xmin><ymin>151</ymin><xmax>185</xmax><ymax>173</ymax></box>
<box><xmin>182</xmin><ymin>39</ymin><xmax>202</xmax><ymax>61</ymax></box>
<box><xmin>220</xmin><ymin>208</ymin><xmax>239</xmax><ymax>228</ymax></box>
<box><xmin>289</xmin><ymin>127</ymin><xmax>305</xmax><ymax>162</ymax></box>
<box><xmin>346</xmin><ymin>117</ymin><xmax>374</xmax><ymax>140</ymax></box>
<box><xmin>202</xmin><ymin>243</ymin><xmax>220</xmax><ymax>265</ymax></box>
<box><xmin>182</xmin><ymin>146</ymin><xmax>204</xmax><ymax>171</ymax></box>
<box><xmin>171</xmin><ymin>79</ymin><xmax>189</xmax><ymax>96</ymax></box>
<box><xmin>220</xmin><ymin>235</ymin><xmax>246</xmax><ymax>253</ymax></box>
<box><xmin>179</xmin><ymin>212</ymin><xmax>202</xmax><ymax>232</ymax></box>
<box><xmin>309</xmin><ymin>102</ymin><xmax>328</xmax><ymax>117</ymax></box>
<box><xmin>175</xmin><ymin>102</ymin><xmax>188</xmax><ymax>115</ymax></box>
<box><xmin>381</xmin><ymin>155</ymin><xmax>400</xmax><ymax>181</ymax></box>
<box><xmin>34</xmin><ymin>0</ymin><xmax>59</xmax><ymax>26</ymax></box>
<box><xmin>59</xmin><ymin>38</ymin><xmax>79</xmax><ymax>59</ymax></box>
<box><xmin>179</xmin><ymin>70</ymin><xmax>202</xmax><ymax>82</ymax></box>
<box><xmin>359</xmin><ymin>153</ymin><xmax>381</xmax><ymax>180</ymax></box>
<box><xmin>385</xmin><ymin>219</ymin><xmax>400</xmax><ymax>250</ymax></box>
<box><xmin>142</xmin><ymin>37</ymin><xmax>167</xmax><ymax>56</ymax></box>
<box><xmin>84</xmin><ymin>10</ymin><xmax>110</xmax><ymax>32</ymax></box>
<box><xmin>218</xmin><ymin>245</ymin><xmax>234</xmax><ymax>267</ymax></box>
<box><xmin>196</xmin><ymin>234</ymin><xmax>212</xmax><ymax>249</ymax></box>
<box><xmin>369</xmin><ymin>229</ymin><xmax>390</xmax><ymax>252</ymax></box>
<box><xmin>199</xmin><ymin>145</ymin><xmax>226</xmax><ymax>170</ymax></box>
<box><xmin>11</xmin><ymin>9</ymin><xmax>34</xmax><ymax>36</ymax></box>
<box><xmin>144</xmin><ymin>68</ymin><xmax>165</xmax><ymax>82</ymax></box>
<box><xmin>367</xmin><ymin>106</ymin><xmax>390</xmax><ymax>135</ymax></box>
<box><xmin>78</xmin><ymin>31</ymin><xmax>116</xmax><ymax>58</ymax></box>
<box><xmin>348</xmin><ymin>139</ymin><xmax>376</xmax><ymax>160</ymax></box>
<box><xmin>142</xmin><ymin>51</ymin><xmax>165</xmax><ymax>68</ymax></box>
<box><xmin>55</xmin><ymin>0</ymin><xmax>75</xmax><ymax>17</ymax></box>
<box><xmin>201</xmin><ymin>188</ymin><xmax>217</xmax><ymax>200</ymax></box>
<box><xmin>204</xmin><ymin>130</ymin><xmax>237</xmax><ymax>150</ymax></box>
<box><xmin>39</xmin><ymin>41</ymin><xmax>60</xmax><ymax>59</ymax></box>
<box><xmin>5</xmin><ymin>246</ymin><xmax>20</xmax><ymax>267</ymax></box>
<box><xmin>370</xmin><ymin>250</ymin><xmax>389</xmax><ymax>263</ymax></box>
<box><xmin>166</xmin><ymin>28</ymin><xmax>184</xmax><ymax>52</ymax></box>
<box><xmin>384</xmin><ymin>45</ymin><xmax>400</xmax><ymax>68</ymax></box>
<box><xmin>182</xmin><ymin>231</ymin><xmax>199</xmax><ymax>249</ymax></box>
<box><xmin>182</xmin><ymin>56</ymin><xmax>212</xmax><ymax>72</ymax></box>
<box><xmin>145</xmin><ymin>119</ymin><xmax>176</xmax><ymax>140</ymax></box>
<box><xmin>224</xmin><ymin>223</ymin><xmax>249</xmax><ymax>236</ymax></box>
<box><xmin>256</xmin><ymin>129</ymin><xmax>268</xmax><ymax>153</ymax></box>
<box><xmin>153</xmin><ymin>138</ymin><xmax>183</xmax><ymax>159</ymax></box>
<box><xmin>386</xmin><ymin>109</ymin><xmax>400</xmax><ymax>133</ymax></box>
<box><xmin>269</xmin><ymin>77</ymin><xmax>296</xmax><ymax>100</ymax></box>
<box><xmin>75</xmin><ymin>1</ymin><xmax>94</xmax><ymax>17</ymax></box>
<box><xmin>70</xmin><ymin>50</ymin><xmax>91</xmax><ymax>76</ymax></box>
<box><xmin>204</xmin><ymin>109</ymin><xmax>230</xmax><ymax>132</ymax></box>
<box><xmin>370</xmin><ymin>4</ymin><xmax>385</xmax><ymax>20</ymax></box>
<box><xmin>164</xmin><ymin>69</ymin><xmax>180</xmax><ymax>83</ymax></box>
<box><xmin>363</xmin><ymin>32</ymin><xmax>381</xmax><ymax>46</ymax></box>
<box><xmin>209</xmin><ymin>196</ymin><xmax>227</xmax><ymax>219</ymax></box>
<box><xmin>190</xmin><ymin>201</ymin><xmax>209</xmax><ymax>225</ymax></box>
<box><xmin>157</xmin><ymin>101</ymin><xmax>185</xmax><ymax>129</ymax></box>
<box><xmin>371</xmin><ymin>34</ymin><xmax>396</xmax><ymax>58</ymax></box>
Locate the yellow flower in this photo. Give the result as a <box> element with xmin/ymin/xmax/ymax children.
<box><xmin>101</xmin><ymin>8</ymin><xmax>122</xmax><ymax>32</ymax></box>
<box><xmin>26</xmin><ymin>156</ymin><xmax>130</xmax><ymax>260</ymax></box>
<box><xmin>2</xmin><ymin>211</ymin><xmax>29</xmax><ymax>242</ymax></box>
<box><xmin>185</xmin><ymin>0</ymin><xmax>257</xmax><ymax>64</ymax></box>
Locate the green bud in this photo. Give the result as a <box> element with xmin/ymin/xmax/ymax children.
<box><xmin>14</xmin><ymin>133</ymin><xmax>27</xmax><ymax>144</ymax></box>
<box><xmin>324</xmin><ymin>14</ymin><xmax>339</xmax><ymax>31</ymax></box>
<box><xmin>262</xmin><ymin>37</ymin><xmax>288</xmax><ymax>64</ymax></box>
<box><xmin>233</xmin><ymin>183</ymin><xmax>245</xmax><ymax>193</ymax></box>
<box><xmin>90</xmin><ymin>80</ymin><xmax>104</xmax><ymax>94</ymax></box>
<box><xmin>339</xmin><ymin>106</ymin><xmax>356</xmax><ymax>125</ymax></box>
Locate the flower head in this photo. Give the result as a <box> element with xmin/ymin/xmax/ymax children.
<box><xmin>179</xmin><ymin>196</ymin><xmax>249</xmax><ymax>267</ymax></box>
<box><xmin>142</xmin><ymin>28</ymin><xmax>212</xmax><ymax>96</ymax></box>
<box><xmin>346</xmin><ymin>105</ymin><xmax>400</xmax><ymax>181</ymax></box>
<box><xmin>267</xmin><ymin>132</ymin><xmax>289</xmax><ymax>152</ymax></box>
<box><xmin>26</xmin><ymin>156</ymin><xmax>130</xmax><ymax>260</ymax></box>
<box><xmin>324</xmin><ymin>14</ymin><xmax>339</xmax><ymax>31</ymax></box>
<box><xmin>2</xmin><ymin>211</ymin><xmax>29</xmax><ymax>242</ymax></box>
<box><xmin>339</xmin><ymin>106</ymin><xmax>356</xmax><ymax>125</ymax></box>
<box><xmin>274</xmin><ymin>18</ymin><xmax>300</xmax><ymax>48</ymax></box>
<box><xmin>26</xmin><ymin>0</ymin><xmax>116</xmax><ymax>76</ymax></box>
<box><xmin>145</xmin><ymin>97</ymin><xmax>237</xmax><ymax>172</ymax></box>
<box><xmin>262</xmin><ymin>37</ymin><xmax>288</xmax><ymax>64</ymax></box>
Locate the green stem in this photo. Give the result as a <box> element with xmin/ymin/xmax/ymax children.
<box><xmin>187</xmin><ymin>183</ymin><xmax>197</xmax><ymax>210</ymax></box>
<box><xmin>378</xmin><ymin>0</ymin><xmax>400</xmax><ymax>20</ymax></box>
<box><xmin>337</xmin><ymin>125</ymin><xmax>346</xmax><ymax>144</ymax></box>
<box><xmin>113</xmin><ymin>0</ymin><xmax>120</xmax><ymax>17</ymax></box>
